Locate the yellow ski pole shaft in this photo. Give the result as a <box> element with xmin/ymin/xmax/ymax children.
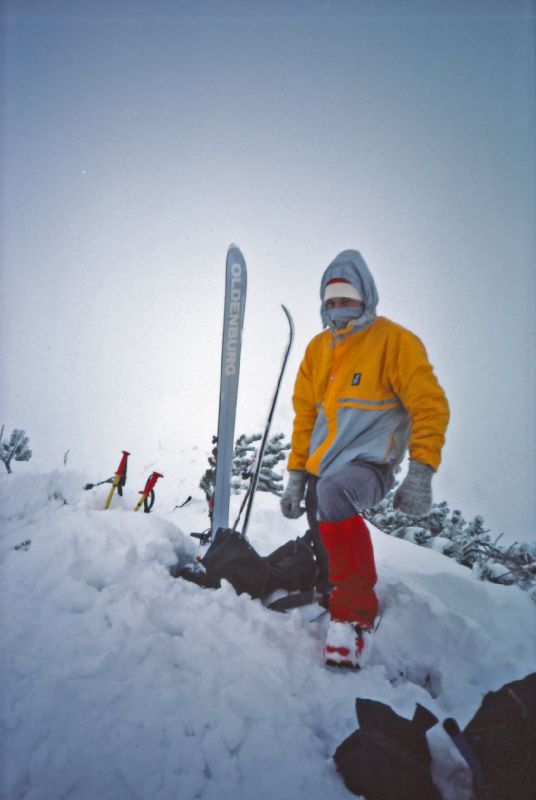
<box><xmin>133</xmin><ymin>471</ymin><xmax>163</xmax><ymax>512</ymax></box>
<box><xmin>104</xmin><ymin>450</ymin><xmax>130</xmax><ymax>510</ymax></box>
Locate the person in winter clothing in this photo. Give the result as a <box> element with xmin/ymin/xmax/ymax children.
<box><xmin>281</xmin><ymin>250</ymin><xmax>449</xmax><ymax>668</ymax></box>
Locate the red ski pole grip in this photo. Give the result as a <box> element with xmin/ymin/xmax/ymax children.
<box><xmin>116</xmin><ymin>450</ymin><xmax>131</xmax><ymax>477</ymax></box>
<box><xmin>142</xmin><ymin>471</ymin><xmax>163</xmax><ymax>495</ymax></box>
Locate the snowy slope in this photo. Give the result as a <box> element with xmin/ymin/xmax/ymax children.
<box><xmin>1</xmin><ymin>470</ymin><xmax>535</xmax><ymax>800</ymax></box>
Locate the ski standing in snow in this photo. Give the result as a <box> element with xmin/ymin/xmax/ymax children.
<box><xmin>211</xmin><ymin>244</ymin><xmax>248</xmax><ymax>534</ymax></box>
<box><xmin>280</xmin><ymin>250</ymin><xmax>450</xmax><ymax>668</ymax></box>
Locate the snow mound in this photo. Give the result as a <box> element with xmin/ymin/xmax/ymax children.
<box><xmin>1</xmin><ymin>471</ymin><xmax>535</xmax><ymax>800</ymax></box>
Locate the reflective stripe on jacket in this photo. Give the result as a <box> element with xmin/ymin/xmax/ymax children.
<box><xmin>288</xmin><ymin>316</ymin><xmax>449</xmax><ymax>476</ymax></box>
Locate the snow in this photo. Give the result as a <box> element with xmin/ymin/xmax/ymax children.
<box><xmin>1</xmin><ymin>468</ymin><xmax>535</xmax><ymax>800</ymax></box>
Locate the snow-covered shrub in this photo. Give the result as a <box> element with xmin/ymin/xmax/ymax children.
<box><xmin>230</xmin><ymin>432</ymin><xmax>290</xmax><ymax>496</ymax></box>
<box><xmin>401</xmin><ymin>526</ymin><xmax>432</xmax><ymax>546</ymax></box>
<box><xmin>199</xmin><ymin>432</ymin><xmax>290</xmax><ymax>503</ymax></box>
<box><xmin>365</xmin><ymin>489</ymin><xmax>536</xmax><ymax>599</ymax></box>
<box><xmin>1</xmin><ymin>427</ymin><xmax>32</xmax><ymax>474</ymax></box>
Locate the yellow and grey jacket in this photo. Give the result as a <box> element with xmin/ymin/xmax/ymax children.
<box><xmin>288</xmin><ymin>251</ymin><xmax>450</xmax><ymax>477</ymax></box>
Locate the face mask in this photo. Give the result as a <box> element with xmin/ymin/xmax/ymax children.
<box><xmin>327</xmin><ymin>306</ymin><xmax>365</xmax><ymax>330</ymax></box>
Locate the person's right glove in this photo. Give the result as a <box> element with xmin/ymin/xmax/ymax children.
<box><xmin>280</xmin><ymin>470</ymin><xmax>307</xmax><ymax>518</ymax></box>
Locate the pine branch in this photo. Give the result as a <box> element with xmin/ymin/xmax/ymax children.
<box><xmin>364</xmin><ymin>487</ymin><xmax>536</xmax><ymax>598</ymax></box>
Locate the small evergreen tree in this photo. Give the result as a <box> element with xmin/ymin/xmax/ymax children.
<box><xmin>259</xmin><ymin>432</ymin><xmax>291</xmax><ymax>495</ymax></box>
<box><xmin>0</xmin><ymin>427</ymin><xmax>32</xmax><ymax>474</ymax></box>
<box><xmin>199</xmin><ymin>432</ymin><xmax>290</xmax><ymax>502</ymax></box>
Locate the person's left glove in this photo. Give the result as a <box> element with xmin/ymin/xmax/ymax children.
<box><xmin>280</xmin><ymin>470</ymin><xmax>307</xmax><ymax>518</ymax></box>
<box><xmin>393</xmin><ymin>460</ymin><xmax>434</xmax><ymax>517</ymax></box>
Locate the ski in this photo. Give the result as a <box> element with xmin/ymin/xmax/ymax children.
<box><xmin>211</xmin><ymin>244</ymin><xmax>248</xmax><ymax>535</ymax></box>
<box><xmin>240</xmin><ymin>304</ymin><xmax>294</xmax><ymax>537</ymax></box>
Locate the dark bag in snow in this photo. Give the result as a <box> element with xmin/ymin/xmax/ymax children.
<box><xmin>176</xmin><ymin>528</ymin><xmax>319</xmax><ymax>605</ymax></box>
<box><xmin>447</xmin><ymin>672</ymin><xmax>536</xmax><ymax>800</ymax></box>
<box><xmin>264</xmin><ymin>533</ymin><xmax>319</xmax><ymax>595</ymax></box>
<box><xmin>199</xmin><ymin>527</ymin><xmax>271</xmax><ymax>597</ymax></box>
<box><xmin>333</xmin><ymin>698</ymin><xmax>441</xmax><ymax>800</ymax></box>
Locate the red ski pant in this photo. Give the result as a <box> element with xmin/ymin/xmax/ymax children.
<box><xmin>319</xmin><ymin>515</ymin><xmax>378</xmax><ymax>628</ymax></box>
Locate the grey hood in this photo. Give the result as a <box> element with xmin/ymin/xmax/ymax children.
<box><xmin>320</xmin><ymin>250</ymin><xmax>379</xmax><ymax>330</ymax></box>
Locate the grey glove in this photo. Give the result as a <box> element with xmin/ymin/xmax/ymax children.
<box><xmin>280</xmin><ymin>470</ymin><xmax>307</xmax><ymax>519</ymax></box>
<box><xmin>393</xmin><ymin>460</ymin><xmax>434</xmax><ymax>517</ymax></box>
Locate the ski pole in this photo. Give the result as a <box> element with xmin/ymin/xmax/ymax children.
<box><xmin>133</xmin><ymin>471</ymin><xmax>163</xmax><ymax>512</ymax></box>
<box><xmin>104</xmin><ymin>450</ymin><xmax>130</xmax><ymax>510</ymax></box>
<box><xmin>85</xmin><ymin>477</ymin><xmax>114</xmax><ymax>490</ymax></box>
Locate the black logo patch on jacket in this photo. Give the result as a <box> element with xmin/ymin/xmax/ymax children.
<box><xmin>352</xmin><ymin>373</ymin><xmax>362</xmax><ymax>386</ymax></box>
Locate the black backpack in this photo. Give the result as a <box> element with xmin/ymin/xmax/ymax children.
<box><xmin>334</xmin><ymin>698</ymin><xmax>441</xmax><ymax>800</ymax></box>
<box><xmin>175</xmin><ymin>527</ymin><xmax>321</xmax><ymax>610</ymax></box>
<box><xmin>444</xmin><ymin>672</ymin><xmax>536</xmax><ymax>800</ymax></box>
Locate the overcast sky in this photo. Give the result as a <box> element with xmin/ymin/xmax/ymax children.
<box><xmin>1</xmin><ymin>0</ymin><xmax>535</xmax><ymax>541</ymax></box>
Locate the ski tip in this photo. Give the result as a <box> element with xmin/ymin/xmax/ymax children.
<box><xmin>281</xmin><ymin>304</ymin><xmax>295</xmax><ymax>332</ymax></box>
<box><xmin>226</xmin><ymin>243</ymin><xmax>247</xmax><ymax>270</ymax></box>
